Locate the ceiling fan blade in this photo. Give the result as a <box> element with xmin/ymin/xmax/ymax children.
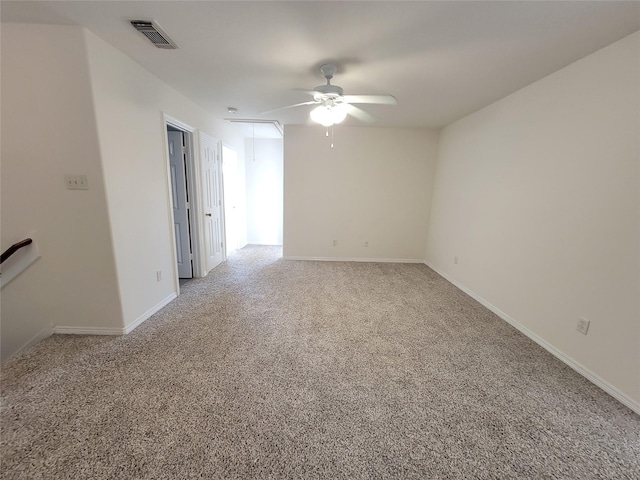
<box><xmin>260</xmin><ymin>100</ymin><xmax>318</xmax><ymax>115</ymax></box>
<box><xmin>342</xmin><ymin>94</ymin><xmax>397</xmax><ymax>105</ymax></box>
<box><xmin>345</xmin><ymin>104</ymin><xmax>376</xmax><ymax>123</ymax></box>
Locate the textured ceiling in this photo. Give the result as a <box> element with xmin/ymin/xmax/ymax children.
<box><xmin>2</xmin><ymin>1</ymin><xmax>639</xmax><ymax>129</ymax></box>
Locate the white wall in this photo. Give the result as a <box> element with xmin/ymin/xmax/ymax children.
<box><xmin>83</xmin><ymin>30</ymin><xmax>246</xmax><ymax>329</ymax></box>
<box><xmin>222</xmin><ymin>144</ymin><xmax>248</xmax><ymax>252</ymax></box>
<box><xmin>235</xmin><ymin>147</ymin><xmax>249</xmax><ymax>249</ymax></box>
<box><xmin>245</xmin><ymin>138</ymin><xmax>283</xmax><ymax>245</ymax></box>
<box><xmin>284</xmin><ymin>126</ymin><xmax>438</xmax><ymax>261</ymax></box>
<box><xmin>1</xmin><ymin>23</ymin><xmax>247</xmax><ymax>359</ymax></box>
<box><xmin>425</xmin><ymin>32</ymin><xmax>640</xmax><ymax>407</ymax></box>
<box><xmin>1</xmin><ymin>24</ymin><xmax>123</xmax><ymax>358</ymax></box>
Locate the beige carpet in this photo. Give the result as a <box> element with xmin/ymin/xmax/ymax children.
<box><xmin>1</xmin><ymin>245</ymin><xmax>639</xmax><ymax>479</ymax></box>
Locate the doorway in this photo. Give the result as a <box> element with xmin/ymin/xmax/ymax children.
<box><xmin>164</xmin><ymin>115</ymin><xmax>202</xmax><ymax>285</ymax></box>
<box><xmin>167</xmin><ymin>127</ymin><xmax>193</xmax><ymax>278</ymax></box>
<box><xmin>245</xmin><ymin>137</ymin><xmax>283</xmax><ymax>245</ymax></box>
<box><xmin>164</xmin><ymin>116</ymin><xmax>227</xmax><ymax>291</ymax></box>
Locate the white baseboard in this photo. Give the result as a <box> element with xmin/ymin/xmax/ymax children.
<box><xmin>54</xmin><ymin>292</ymin><xmax>178</xmax><ymax>336</ymax></box>
<box><xmin>6</xmin><ymin>324</ymin><xmax>54</xmax><ymax>361</ymax></box>
<box><xmin>123</xmin><ymin>292</ymin><xmax>177</xmax><ymax>333</ymax></box>
<box><xmin>53</xmin><ymin>325</ymin><xmax>124</xmax><ymax>335</ymax></box>
<box><xmin>425</xmin><ymin>262</ymin><xmax>640</xmax><ymax>416</ymax></box>
<box><xmin>284</xmin><ymin>256</ymin><xmax>425</xmax><ymax>263</ymax></box>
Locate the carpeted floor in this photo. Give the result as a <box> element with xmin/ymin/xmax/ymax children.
<box><xmin>1</xmin><ymin>245</ymin><xmax>639</xmax><ymax>479</ymax></box>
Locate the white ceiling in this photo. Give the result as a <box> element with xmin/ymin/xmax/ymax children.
<box><xmin>2</xmin><ymin>1</ymin><xmax>639</xmax><ymax>130</ymax></box>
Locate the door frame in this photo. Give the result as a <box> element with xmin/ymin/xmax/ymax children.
<box><xmin>162</xmin><ymin>114</ymin><xmax>204</xmax><ymax>291</ymax></box>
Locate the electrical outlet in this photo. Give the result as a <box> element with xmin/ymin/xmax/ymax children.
<box><xmin>454</xmin><ymin>256</ymin><xmax>459</xmax><ymax>264</ymax></box>
<box><xmin>576</xmin><ymin>317</ymin><xmax>590</xmax><ymax>335</ymax></box>
<box><xmin>156</xmin><ymin>270</ymin><xmax>162</xmax><ymax>282</ymax></box>
<box><xmin>65</xmin><ymin>174</ymin><xmax>88</xmax><ymax>190</ymax></box>
<box><xmin>332</xmin><ymin>240</ymin><xmax>337</xmax><ymax>247</ymax></box>
<box><xmin>364</xmin><ymin>241</ymin><xmax>369</xmax><ymax>247</ymax></box>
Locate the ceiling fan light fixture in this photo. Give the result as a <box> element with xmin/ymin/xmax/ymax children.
<box><xmin>263</xmin><ymin>63</ymin><xmax>394</xmax><ymax>126</ymax></box>
<box><xmin>310</xmin><ymin>104</ymin><xmax>347</xmax><ymax>127</ymax></box>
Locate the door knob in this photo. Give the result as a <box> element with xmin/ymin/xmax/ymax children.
<box><xmin>205</xmin><ymin>213</ymin><xmax>212</xmax><ymax>217</ymax></box>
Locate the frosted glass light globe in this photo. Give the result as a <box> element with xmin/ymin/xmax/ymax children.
<box><xmin>310</xmin><ymin>104</ymin><xmax>348</xmax><ymax>127</ymax></box>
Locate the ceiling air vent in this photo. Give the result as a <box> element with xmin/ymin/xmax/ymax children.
<box><xmin>130</xmin><ymin>21</ymin><xmax>178</xmax><ymax>49</ymax></box>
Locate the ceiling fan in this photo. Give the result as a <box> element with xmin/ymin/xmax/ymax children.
<box><xmin>262</xmin><ymin>64</ymin><xmax>397</xmax><ymax>126</ymax></box>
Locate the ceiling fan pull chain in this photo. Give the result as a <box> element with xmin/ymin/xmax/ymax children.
<box><xmin>331</xmin><ymin>125</ymin><xmax>335</xmax><ymax>148</ymax></box>
<box><xmin>326</xmin><ymin>127</ymin><xmax>329</xmax><ymax>137</ymax></box>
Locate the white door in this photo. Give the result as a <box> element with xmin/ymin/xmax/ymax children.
<box><xmin>168</xmin><ymin>130</ymin><xmax>192</xmax><ymax>278</ymax></box>
<box><xmin>200</xmin><ymin>132</ymin><xmax>224</xmax><ymax>272</ymax></box>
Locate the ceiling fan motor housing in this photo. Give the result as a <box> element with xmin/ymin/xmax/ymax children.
<box><xmin>313</xmin><ymin>84</ymin><xmax>344</xmax><ymax>100</ymax></box>
<box><xmin>314</xmin><ymin>64</ymin><xmax>343</xmax><ymax>100</ymax></box>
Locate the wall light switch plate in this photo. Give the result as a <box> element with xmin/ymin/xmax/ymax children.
<box><xmin>65</xmin><ymin>174</ymin><xmax>88</xmax><ymax>190</ymax></box>
<box><xmin>576</xmin><ymin>318</ymin><xmax>590</xmax><ymax>335</ymax></box>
